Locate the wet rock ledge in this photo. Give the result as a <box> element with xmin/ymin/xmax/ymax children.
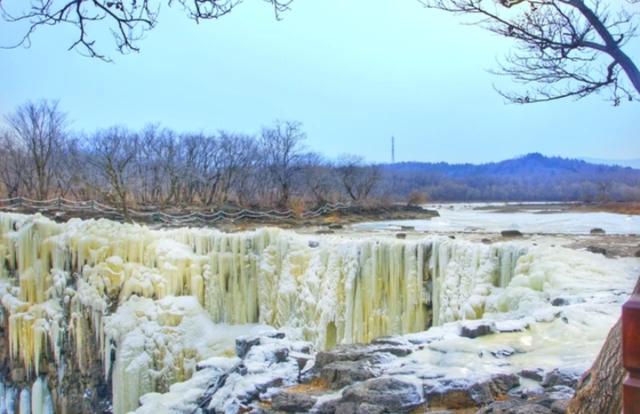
<box><xmin>149</xmin><ymin>331</ymin><xmax>580</xmax><ymax>414</ymax></box>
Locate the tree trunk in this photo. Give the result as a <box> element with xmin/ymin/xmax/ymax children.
<box><xmin>566</xmin><ymin>278</ymin><xmax>640</xmax><ymax>414</ymax></box>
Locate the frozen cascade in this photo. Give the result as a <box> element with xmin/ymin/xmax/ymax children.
<box><xmin>19</xmin><ymin>388</ymin><xmax>30</xmax><ymax>414</ymax></box>
<box><xmin>0</xmin><ymin>213</ymin><xmax>529</xmax><ymax>413</ymax></box>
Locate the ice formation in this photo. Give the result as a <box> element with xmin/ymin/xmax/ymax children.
<box><xmin>0</xmin><ymin>212</ymin><xmax>632</xmax><ymax>413</ymax></box>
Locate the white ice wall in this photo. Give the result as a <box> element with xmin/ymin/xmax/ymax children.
<box><xmin>0</xmin><ymin>213</ymin><xmax>527</xmax><ymax>413</ymax></box>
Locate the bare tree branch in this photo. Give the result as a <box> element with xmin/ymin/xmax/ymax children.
<box><xmin>420</xmin><ymin>0</ymin><xmax>640</xmax><ymax>104</ymax></box>
<box><xmin>1</xmin><ymin>0</ymin><xmax>293</xmax><ymax>60</ymax></box>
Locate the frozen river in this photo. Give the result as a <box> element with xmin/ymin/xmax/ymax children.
<box><xmin>354</xmin><ymin>203</ymin><xmax>640</xmax><ymax>235</ymax></box>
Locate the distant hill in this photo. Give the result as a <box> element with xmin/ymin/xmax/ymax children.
<box><xmin>581</xmin><ymin>157</ymin><xmax>640</xmax><ymax>169</ymax></box>
<box><xmin>379</xmin><ymin>153</ymin><xmax>640</xmax><ymax>202</ymax></box>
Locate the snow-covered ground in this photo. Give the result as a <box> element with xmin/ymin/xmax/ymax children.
<box><xmin>354</xmin><ymin>203</ymin><xmax>640</xmax><ymax>235</ymax></box>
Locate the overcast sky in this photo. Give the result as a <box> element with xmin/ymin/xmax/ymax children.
<box><xmin>1</xmin><ymin>0</ymin><xmax>638</xmax><ymax>163</ymax></box>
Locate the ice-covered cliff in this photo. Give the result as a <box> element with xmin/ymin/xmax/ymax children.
<box><xmin>0</xmin><ymin>212</ymin><xmax>612</xmax><ymax>414</ymax></box>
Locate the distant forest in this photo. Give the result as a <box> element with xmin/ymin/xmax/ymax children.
<box><xmin>379</xmin><ymin>153</ymin><xmax>640</xmax><ymax>202</ymax></box>
<box><xmin>2</xmin><ymin>101</ymin><xmax>639</xmax><ymax>211</ymax></box>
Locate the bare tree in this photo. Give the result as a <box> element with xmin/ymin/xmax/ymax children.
<box><xmin>422</xmin><ymin>0</ymin><xmax>640</xmax><ymax>104</ymax></box>
<box><xmin>337</xmin><ymin>155</ymin><xmax>381</xmax><ymax>203</ymax></box>
<box><xmin>260</xmin><ymin>120</ymin><xmax>306</xmax><ymax>208</ymax></box>
<box><xmin>0</xmin><ymin>130</ymin><xmax>30</xmax><ymax>198</ymax></box>
<box><xmin>5</xmin><ymin>100</ymin><xmax>68</xmax><ymax>200</ymax></box>
<box><xmin>1</xmin><ymin>0</ymin><xmax>293</xmax><ymax>60</ymax></box>
<box><xmin>86</xmin><ymin>127</ymin><xmax>139</xmax><ymax>220</ymax></box>
<box><xmin>299</xmin><ymin>153</ymin><xmax>339</xmax><ymax>205</ymax></box>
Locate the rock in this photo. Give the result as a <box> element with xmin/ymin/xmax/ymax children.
<box><xmin>501</xmin><ymin>230</ymin><xmax>523</xmax><ymax>238</ymax></box>
<box><xmin>315</xmin><ymin>347</ymin><xmax>374</xmax><ymax>369</ymax></box>
<box><xmin>541</xmin><ymin>369</ymin><xmax>579</xmax><ymax>389</ymax></box>
<box><xmin>635</xmin><ymin>249</ymin><xmax>640</xmax><ymax>258</ymax></box>
<box><xmin>424</xmin><ymin>374</ymin><xmax>519</xmax><ymax>410</ymax></box>
<box><xmin>370</xmin><ymin>337</ymin><xmax>408</xmax><ymax>347</ymax></box>
<box><xmin>551</xmin><ymin>298</ymin><xmax>570</xmax><ymax>307</ymax></box>
<box><xmin>460</xmin><ymin>322</ymin><xmax>496</xmax><ymax>339</ymax></box>
<box><xmin>550</xmin><ymin>399</ymin><xmax>570</xmax><ymax>413</ymax></box>
<box><xmin>321</xmin><ymin>360</ymin><xmax>378</xmax><ymax>389</ymax></box>
<box><xmin>424</xmin><ymin>380</ymin><xmax>489</xmax><ymax>409</ymax></box>
<box><xmin>308</xmin><ymin>240</ymin><xmax>320</xmax><ymax>248</ymax></box>
<box><xmin>476</xmin><ymin>400</ymin><xmax>552</xmax><ymax>414</ymax></box>
<box><xmin>314</xmin><ymin>398</ymin><xmax>340</xmax><ymax>414</ymax></box>
<box><xmin>371</xmin><ymin>346</ymin><xmax>413</xmax><ymax>357</ymax></box>
<box><xmin>342</xmin><ymin>377</ymin><xmax>425</xmax><ymax>412</ymax></box>
<box><xmin>356</xmin><ymin>403</ymin><xmax>386</xmax><ymax>414</ymax></box>
<box><xmin>316</xmin><ymin>230</ymin><xmax>335</xmax><ymax>235</ymax></box>
<box><xmin>235</xmin><ymin>332</ymin><xmax>285</xmax><ymax>358</ymax></box>
<box><xmin>519</xmin><ymin>369</ymin><xmax>545</xmax><ymax>382</ymax></box>
<box><xmin>490</xmin><ymin>374</ymin><xmax>521</xmax><ymax>395</ymax></box>
<box><xmin>586</xmin><ymin>246</ymin><xmax>607</xmax><ymax>255</ymax></box>
<box><xmin>491</xmin><ymin>347</ymin><xmax>516</xmax><ymax>358</ymax></box>
<box><xmin>329</xmin><ymin>224</ymin><xmax>344</xmax><ymax>230</ymax></box>
<box><xmin>335</xmin><ymin>402</ymin><xmax>358</xmax><ymax>414</ymax></box>
<box><xmin>545</xmin><ymin>385</ymin><xmax>576</xmax><ymax>400</ymax></box>
<box><xmin>290</xmin><ymin>351</ymin><xmax>313</xmax><ymax>371</ymax></box>
<box><xmin>274</xmin><ymin>347</ymin><xmax>290</xmax><ymax>363</ymax></box>
<box><xmin>481</xmin><ymin>238</ymin><xmax>492</xmax><ymax>244</ymax></box>
<box><xmin>271</xmin><ymin>391</ymin><xmax>317</xmax><ymax>412</ymax></box>
<box><xmin>590</xmin><ymin>228</ymin><xmax>606</xmax><ymax>234</ymax></box>
<box><xmin>396</xmin><ymin>233</ymin><xmax>407</xmax><ymax>239</ymax></box>
<box><xmin>400</xmin><ymin>226</ymin><xmax>415</xmax><ymax>231</ymax></box>
<box><xmin>449</xmin><ymin>235</ymin><xmax>456</xmax><ymax>239</ymax></box>
<box><xmin>509</xmin><ymin>384</ymin><xmax>546</xmax><ymax>400</ymax></box>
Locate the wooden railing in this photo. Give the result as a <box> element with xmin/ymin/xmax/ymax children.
<box><xmin>623</xmin><ymin>293</ymin><xmax>640</xmax><ymax>413</ymax></box>
<box><xmin>0</xmin><ymin>197</ymin><xmax>352</xmax><ymax>225</ymax></box>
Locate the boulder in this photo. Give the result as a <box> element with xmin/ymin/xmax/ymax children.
<box><xmin>424</xmin><ymin>380</ymin><xmax>489</xmax><ymax>409</ymax></box>
<box><xmin>476</xmin><ymin>400</ymin><xmax>552</xmax><ymax>414</ymax></box>
<box><xmin>424</xmin><ymin>374</ymin><xmax>519</xmax><ymax>410</ymax></box>
<box><xmin>551</xmin><ymin>298</ymin><xmax>570</xmax><ymax>307</ymax></box>
<box><xmin>586</xmin><ymin>246</ymin><xmax>607</xmax><ymax>255</ymax></box>
<box><xmin>481</xmin><ymin>238</ymin><xmax>492</xmax><ymax>244</ymax></box>
<box><xmin>315</xmin><ymin>347</ymin><xmax>375</xmax><ymax>369</ymax></box>
<box><xmin>550</xmin><ymin>399</ymin><xmax>570</xmax><ymax>414</ymax></box>
<box><xmin>329</xmin><ymin>224</ymin><xmax>344</xmax><ymax>230</ymax></box>
<box><xmin>341</xmin><ymin>377</ymin><xmax>425</xmax><ymax>412</ymax></box>
<box><xmin>590</xmin><ymin>228</ymin><xmax>606</xmax><ymax>234</ymax></box>
<box><xmin>460</xmin><ymin>321</ymin><xmax>496</xmax><ymax>339</ymax></box>
<box><xmin>271</xmin><ymin>391</ymin><xmax>317</xmax><ymax>412</ymax></box>
<box><xmin>501</xmin><ymin>230</ymin><xmax>524</xmax><ymax>238</ymax></box>
<box><xmin>356</xmin><ymin>403</ymin><xmax>386</xmax><ymax>414</ymax></box>
<box><xmin>400</xmin><ymin>225</ymin><xmax>415</xmax><ymax>231</ymax></box>
<box><xmin>519</xmin><ymin>369</ymin><xmax>545</xmax><ymax>382</ymax></box>
<box><xmin>235</xmin><ymin>332</ymin><xmax>285</xmax><ymax>358</ymax></box>
<box><xmin>396</xmin><ymin>233</ymin><xmax>407</xmax><ymax>239</ymax></box>
<box><xmin>541</xmin><ymin>369</ymin><xmax>579</xmax><ymax>389</ymax></box>
<box><xmin>308</xmin><ymin>240</ymin><xmax>320</xmax><ymax>248</ymax></box>
<box><xmin>316</xmin><ymin>230</ymin><xmax>335</xmax><ymax>235</ymax></box>
<box><xmin>321</xmin><ymin>360</ymin><xmax>378</xmax><ymax>389</ymax></box>
<box><xmin>491</xmin><ymin>347</ymin><xmax>516</xmax><ymax>358</ymax></box>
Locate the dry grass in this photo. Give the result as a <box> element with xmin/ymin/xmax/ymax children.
<box><xmin>283</xmin><ymin>378</ymin><xmax>330</xmax><ymax>395</ymax></box>
<box><xmin>571</xmin><ymin>202</ymin><xmax>640</xmax><ymax>215</ymax></box>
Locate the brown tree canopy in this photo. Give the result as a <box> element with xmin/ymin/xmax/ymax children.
<box><xmin>0</xmin><ymin>0</ymin><xmax>292</xmax><ymax>60</ymax></box>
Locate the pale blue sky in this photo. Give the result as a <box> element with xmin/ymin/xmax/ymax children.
<box><xmin>1</xmin><ymin>0</ymin><xmax>638</xmax><ymax>163</ymax></box>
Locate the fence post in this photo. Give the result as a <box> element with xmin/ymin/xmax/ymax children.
<box><xmin>623</xmin><ymin>294</ymin><xmax>640</xmax><ymax>413</ymax></box>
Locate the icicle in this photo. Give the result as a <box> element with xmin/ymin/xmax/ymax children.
<box><xmin>18</xmin><ymin>389</ymin><xmax>30</xmax><ymax>414</ymax></box>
